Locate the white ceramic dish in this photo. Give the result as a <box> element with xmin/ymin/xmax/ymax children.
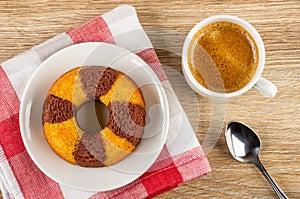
<box><xmin>19</xmin><ymin>42</ymin><xmax>169</xmax><ymax>192</ymax></box>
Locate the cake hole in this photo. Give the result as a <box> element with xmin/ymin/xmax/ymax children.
<box><xmin>76</xmin><ymin>101</ymin><xmax>109</xmax><ymax>133</ymax></box>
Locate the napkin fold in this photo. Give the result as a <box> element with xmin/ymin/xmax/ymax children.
<box><xmin>0</xmin><ymin>5</ymin><xmax>211</xmax><ymax>199</ymax></box>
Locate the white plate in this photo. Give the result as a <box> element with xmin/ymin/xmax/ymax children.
<box><xmin>19</xmin><ymin>42</ymin><xmax>169</xmax><ymax>191</ymax></box>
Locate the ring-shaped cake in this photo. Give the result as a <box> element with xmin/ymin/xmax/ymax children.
<box><xmin>42</xmin><ymin>66</ymin><xmax>146</xmax><ymax>167</ymax></box>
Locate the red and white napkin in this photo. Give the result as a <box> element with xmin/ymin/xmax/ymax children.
<box><xmin>0</xmin><ymin>5</ymin><xmax>211</xmax><ymax>199</ymax></box>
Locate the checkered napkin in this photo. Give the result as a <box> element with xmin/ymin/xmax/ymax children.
<box><xmin>0</xmin><ymin>5</ymin><xmax>211</xmax><ymax>199</ymax></box>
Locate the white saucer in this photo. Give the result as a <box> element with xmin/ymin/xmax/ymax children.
<box><xmin>19</xmin><ymin>42</ymin><xmax>169</xmax><ymax>191</ymax></box>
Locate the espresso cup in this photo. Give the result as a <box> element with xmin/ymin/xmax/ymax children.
<box><xmin>182</xmin><ymin>15</ymin><xmax>277</xmax><ymax>98</ymax></box>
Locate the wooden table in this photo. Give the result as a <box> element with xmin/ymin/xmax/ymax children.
<box><xmin>0</xmin><ymin>0</ymin><xmax>299</xmax><ymax>198</ymax></box>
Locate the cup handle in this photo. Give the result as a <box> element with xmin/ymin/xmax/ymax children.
<box><xmin>253</xmin><ymin>77</ymin><xmax>278</xmax><ymax>98</ymax></box>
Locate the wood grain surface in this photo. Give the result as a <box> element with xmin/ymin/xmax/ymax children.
<box><xmin>0</xmin><ymin>0</ymin><xmax>299</xmax><ymax>198</ymax></box>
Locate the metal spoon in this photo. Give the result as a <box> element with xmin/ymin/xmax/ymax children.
<box><xmin>225</xmin><ymin>121</ymin><xmax>288</xmax><ymax>199</ymax></box>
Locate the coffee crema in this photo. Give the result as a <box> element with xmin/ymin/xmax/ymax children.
<box><xmin>188</xmin><ymin>21</ymin><xmax>259</xmax><ymax>93</ymax></box>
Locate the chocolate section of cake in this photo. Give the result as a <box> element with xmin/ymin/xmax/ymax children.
<box><xmin>73</xmin><ymin>133</ymin><xmax>106</xmax><ymax>167</ymax></box>
<box><xmin>43</xmin><ymin>94</ymin><xmax>74</xmax><ymax>124</ymax></box>
<box><xmin>107</xmin><ymin>102</ymin><xmax>146</xmax><ymax>146</ymax></box>
<box><xmin>79</xmin><ymin>66</ymin><xmax>119</xmax><ymax>100</ymax></box>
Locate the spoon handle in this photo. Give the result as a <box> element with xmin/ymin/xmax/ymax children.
<box><xmin>255</xmin><ymin>162</ymin><xmax>288</xmax><ymax>199</ymax></box>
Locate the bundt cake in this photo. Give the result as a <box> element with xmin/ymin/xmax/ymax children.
<box><xmin>42</xmin><ymin>66</ymin><xmax>146</xmax><ymax>167</ymax></box>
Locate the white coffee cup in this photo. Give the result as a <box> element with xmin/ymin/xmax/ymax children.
<box><xmin>182</xmin><ymin>15</ymin><xmax>277</xmax><ymax>99</ymax></box>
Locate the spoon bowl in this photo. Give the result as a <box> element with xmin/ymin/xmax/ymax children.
<box><xmin>225</xmin><ymin>121</ymin><xmax>261</xmax><ymax>163</ymax></box>
<box><xmin>225</xmin><ymin>121</ymin><xmax>288</xmax><ymax>199</ymax></box>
